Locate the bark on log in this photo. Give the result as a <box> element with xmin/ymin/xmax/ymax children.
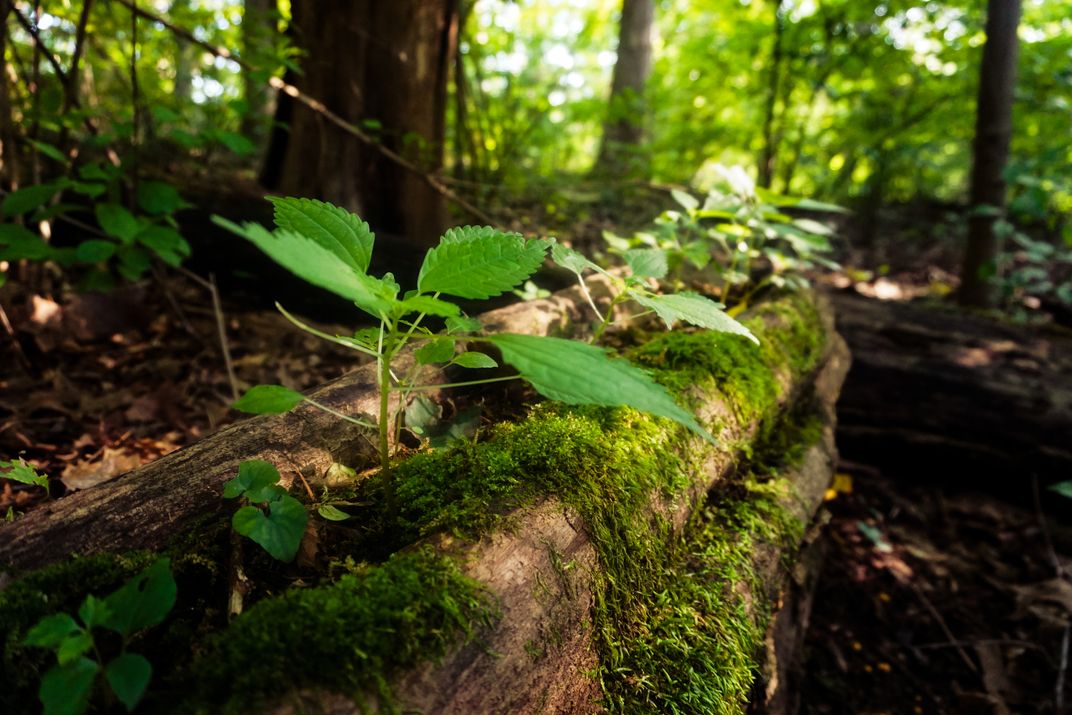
<box><xmin>268</xmin><ymin>297</ymin><xmax>850</xmax><ymax>714</ymax></box>
<box><xmin>830</xmin><ymin>291</ymin><xmax>1072</xmax><ymax>485</ymax></box>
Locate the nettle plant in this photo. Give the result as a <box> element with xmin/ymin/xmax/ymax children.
<box><xmin>215</xmin><ymin>198</ymin><xmax>758</xmax><ymax>514</ymax></box>
<box><xmin>606</xmin><ymin>165</ymin><xmax>844</xmax><ymax>310</ymax></box>
<box><xmin>22</xmin><ymin>559</ymin><xmax>177</xmax><ymax>715</ymax></box>
<box><xmin>0</xmin><ymin>160</ymin><xmax>191</xmax><ymax>290</ymax></box>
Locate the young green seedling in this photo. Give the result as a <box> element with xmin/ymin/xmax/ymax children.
<box><xmin>215</xmin><ymin>198</ymin><xmax>723</xmax><ymax>512</ymax></box>
<box><xmin>22</xmin><ymin>559</ymin><xmax>177</xmax><ymax>715</ymax></box>
<box><xmin>0</xmin><ymin>457</ymin><xmax>49</xmax><ymax>493</ymax></box>
<box><xmin>549</xmin><ymin>240</ymin><xmax>758</xmax><ymax>345</ymax></box>
<box><xmin>224</xmin><ymin>460</ymin><xmax>308</xmax><ymax>562</ymax></box>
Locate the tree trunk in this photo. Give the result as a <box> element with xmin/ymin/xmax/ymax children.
<box><xmin>260</xmin><ymin>0</ymin><xmax>457</xmax><ymax>249</ymax></box>
<box><xmin>757</xmin><ymin>0</ymin><xmax>787</xmax><ymax>190</ymax></box>
<box><xmin>592</xmin><ymin>0</ymin><xmax>654</xmax><ymax>179</ymax></box>
<box><xmin>169</xmin><ymin>0</ymin><xmax>193</xmax><ymax>104</ymax></box>
<box><xmin>959</xmin><ymin>0</ymin><xmax>1022</xmax><ymax>308</ymax></box>
<box><xmin>0</xmin><ymin>0</ymin><xmax>20</xmax><ymax>191</ymax></box>
<box><xmin>239</xmin><ymin>0</ymin><xmax>275</xmax><ymax>139</ymax></box>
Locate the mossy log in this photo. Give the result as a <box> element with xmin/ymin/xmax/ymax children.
<box><xmin>830</xmin><ymin>291</ymin><xmax>1072</xmax><ymax>485</ymax></box>
<box><xmin>1</xmin><ymin>286</ymin><xmax>849</xmax><ymax>714</ymax></box>
<box><xmin>265</xmin><ymin>296</ymin><xmax>850</xmax><ymax>714</ymax></box>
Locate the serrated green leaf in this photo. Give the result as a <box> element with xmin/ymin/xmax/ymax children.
<box><xmin>418</xmin><ymin>227</ymin><xmax>547</xmax><ymax>299</ymax></box>
<box><xmin>416</xmin><ymin>337</ymin><xmax>456</xmax><ymax>365</ymax></box>
<box><xmin>233</xmin><ymin>384</ymin><xmax>305</xmax><ymax>414</ymax></box>
<box><xmin>40</xmin><ymin>657</ymin><xmax>97</xmax><ymax>715</ymax></box>
<box><xmin>396</xmin><ymin>295</ymin><xmax>461</xmax><ymax>318</ymax></box>
<box><xmin>224</xmin><ymin>460</ymin><xmax>282</xmax><ymax>502</ymax></box>
<box><xmin>486</xmin><ymin>333</ymin><xmax>714</xmax><ymax>444</ymax></box>
<box><xmin>96</xmin><ymin>204</ymin><xmax>141</xmax><ymax>244</ymax></box>
<box><xmin>213</xmin><ymin>218</ymin><xmax>398</xmax><ymax>316</ymax></box>
<box><xmin>116</xmin><ymin>247</ymin><xmax>151</xmax><ymax>281</ymax></box>
<box><xmin>0</xmin><ymin>226</ymin><xmax>51</xmax><ymax>261</ymax></box>
<box><xmin>631</xmin><ymin>292</ymin><xmax>758</xmax><ymax>343</ymax></box>
<box><xmin>550</xmin><ymin>241</ymin><xmax>600</xmax><ymax>276</ymax></box>
<box><xmin>232</xmin><ymin>494</ymin><xmax>307</xmax><ymax>562</ymax></box>
<box><xmin>624</xmin><ymin>248</ymin><xmax>668</xmax><ymax>279</ymax></box>
<box><xmin>317</xmin><ymin>504</ymin><xmax>351</xmax><ymax>521</ymax></box>
<box><xmin>137</xmin><ymin>181</ymin><xmax>185</xmax><ymax>215</ymax></box>
<box><xmin>102</xmin><ymin>559</ymin><xmax>177</xmax><ymax>637</ymax></box>
<box><xmin>137</xmin><ymin>225</ymin><xmax>190</xmax><ymax>266</ymax></box>
<box><xmin>1</xmin><ymin>458</ymin><xmax>49</xmax><ymax>488</ymax></box>
<box><xmin>446</xmin><ymin>315</ymin><xmax>482</xmax><ymax>334</ymax></box>
<box><xmin>2</xmin><ymin>183</ymin><xmax>59</xmax><ymax>217</ymax></box>
<box><xmin>267</xmin><ymin>196</ymin><xmax>374</xmax><ymax>273</ymax></box>
<box><xmin>75</xmin><ymin>240</ymin><xmax>116</xmax><ymax>263</ymax></box>
<box><xmin>452</xmin><ymin>351</ymin><xmax>498</xmax><ymax>369</ymax></box>
<box><xmin>105</xmin><ymin>653</ymin><xmax>151</xmax><ymax>711</ymax></box>
<box><xmin>24</xmin><ymin>613</ymin><xmax>82</xmax><ymax>649</ymax></box>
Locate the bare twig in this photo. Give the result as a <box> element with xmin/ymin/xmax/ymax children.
<box><xmin>910</xmin><ymin>582</ymin><xmax>978</xmax><ymax>673</ymax></box>
<box><xmin>1058</xmin><ymin>626</ymin><xmax>1070</xmax><ymax>712</ymax></box>
<box><xmin>209</xmin><ymin>273</ymin><xmax>240</xmax><ymax>401</ymax></box>
<box><xmin>1032</xmin><ymin>475</ymin><xmax>1065</xmax><ymax>579</ymax></box>
<box><xmin>111</xmin><ymin>0</ymin><xmax>496</xmax><ymax>226</ymax></box>
<box><xmin>0</xmin><ymin>301</ymin><xmax>32</xmax><ymax>372</ymax></box>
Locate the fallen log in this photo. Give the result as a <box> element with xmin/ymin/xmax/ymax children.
<box><xmin>830</xmin><ymin>291</ymin><xmax>1072</xmax><ymax>486</ymax></box>
<box><xmin>0</xmin><ymin>287</ymin><xmax>849</xmax><ymax>715</ymax></box>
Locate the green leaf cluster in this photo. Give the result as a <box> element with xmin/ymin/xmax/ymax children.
<box><xmin>21</xmin><ymin>559</ymin><xmax>176</xmax><ymax>715</ymax></box>
<box><xmin>224</xmin><ymin>460</ymin><xmax>309</xmax><ymax>562</ymax></box>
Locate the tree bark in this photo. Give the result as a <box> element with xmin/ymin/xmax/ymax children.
<box><xmin>592</xmin><ymin>0</ymin><xmax>654</xmax><ymax>179</ymax></box>
<box><xmin>0</xmin><ymin>0</ymin><xmax>20</xmax><ymax>190</ymax></box>
<box><xmin>831</xmin><ymin>291</ymin><xmax>1072</xmax><ymax>486</ymax></box>
<box><xmin>260</xmin><ymin>0</ymin><xmax>458</xmax><ymax>249</ymax></box>
<box><xmin>959</xmin><ymin>0</ymin><xmax>1022</xmax><ymax>308</ymax></box>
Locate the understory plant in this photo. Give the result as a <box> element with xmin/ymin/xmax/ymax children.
<box><xmin>215</xmin><ymin>197</ymin><xmax>755</xmax><ymax>511</ymax></box>
<box><xmin>224</xmin><ymin>460</ymin><xmax>309</xmax><ymax>562</ymax></box>
<box><xmin>21</xmin><ymin>559</ymin><xmax>177</xmax><ymax>715</ymax></box>
<box><xmin>605</xmin><ymin>164</ymin><xmax>844</xmax><ymax>310</ymax></box>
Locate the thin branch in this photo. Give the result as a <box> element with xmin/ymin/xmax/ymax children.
<box><xmin>111</xmin><ymin>0</ymin><xmax>496</xmax><ymax>226</ymax></box>
<box><xmin>209</xmin><ymin>273</ymin><xmax>239</xmax><ymax>401</ymax></box>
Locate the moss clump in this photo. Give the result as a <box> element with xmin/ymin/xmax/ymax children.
<box><xmin>183</xmin><ymin>546</ymin><xmax>496</xmax><ymax>714</ymax></box>
<box><xmin>383</xmin><ymin>403</ymin><xmax>685</xmax><ymax>544</ymax></box>
<box><xmin>0</xmin><ymin>552</ymin><xmax>155</xmax><ymax>713</ymax></box>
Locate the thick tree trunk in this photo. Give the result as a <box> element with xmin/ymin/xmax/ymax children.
<box><xmin>592</xmin><ymin>0</ymin><xmax>654</xmax><ymax>179</ymax></box>
<box><xmin>831</xmin><ymin>291</ymin><xmax>1072</xmax><ymax>487</ymax></box>
<box><xmin>260</xmin><ymin>0</ymin><xmax>457</xmax><ymax>248</ymax></box>
<box><xmin>959</xmin><ymin>0</ymin><xmax>1022</xmax><ymax>308</ymax></box>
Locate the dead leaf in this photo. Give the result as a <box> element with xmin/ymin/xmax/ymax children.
<box><xmin>61</xmin><ymin>447</ymin><xmax>143</xmax><ymax>491</ymax></box>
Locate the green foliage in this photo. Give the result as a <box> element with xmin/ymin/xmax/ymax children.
<box><xmin>21</xmin><ymin>559</ymin><xmax>176</xmax><ymax>715</ymax></box>
<box><xmin>218</xmin><ymin>198</ymin><xmax>722</xmax><ymax>497</ymax></box>
<box><xmin>224</xmin><ymin>461</ymin><xmax>308</xmax><ymax>562</ymax></box>
<box><xmin>0</xmin><ymin>458</ymin><xmax>49</xmax><ymax>492</ymax></box>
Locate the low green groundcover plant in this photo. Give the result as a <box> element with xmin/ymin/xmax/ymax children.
<box><xmin>21</xmin><ymin>559</ymin><xmax>177</xmax><ymax>715</ymax></box>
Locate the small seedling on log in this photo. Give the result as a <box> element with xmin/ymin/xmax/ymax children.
<box><xmin>22</xmin><ymin>559</ymin><xmax>177</xmax><ymax>715</ymax></box>
<box><xmin>214</xmin><ymin>197</ymin><xmax>751</xmax><ymax>511</ymax></box>
<box><xmin>223</xmin><ymin>460</ymin><xmax>308</xmax><ymax>562</ymax></box>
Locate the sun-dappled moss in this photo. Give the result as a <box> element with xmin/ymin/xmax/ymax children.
<box><xmin>183</xmin><ymin>546</ymin><xmax>496</xmax><ymax>714</ymax></box>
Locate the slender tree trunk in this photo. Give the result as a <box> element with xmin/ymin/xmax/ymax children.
<box><xmin>239</xmin><ymin>0</ymin><xmax>274</xmax><ymax>139</ymax></box>
<box><xmin>170</xmin><ymin>0</ymin><xmax>193</xmax><ymax>104</ymax></box>
<box><xmin>757</xmin><ymin>0</ymin><xmax>786</xmax><ymax>189</ymax></box>
<box><xmin>959</xmin><ymin>0</ymin><xmax>1022</xmax><ymax>308</ymax></box>
<box><xmin>261</xmin><ymin>0</ymin><xmax>457</xmax><ymax>249</ymax></box>
<box><xmin>0</xmin><ymin>1</ymin><xmax>19</xmax><ymax>190</ymax></box>
<box><xmin>592</xmin><ymin>0</ymin><xmax>654</xmax><ymax>179</ymax></box>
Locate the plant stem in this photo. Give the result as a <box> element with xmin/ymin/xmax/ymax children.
<box><xmin>377</xmin><ymin>342</ymin><xmax>395</xmax><ymax>519</ymax></box>
<box><xmin>590</xmin><ymin>292</ymin><xmax>623</xmax><ymax>344</ymax></box>
<box><xmin>402</xmin><ymin>374</ymin><xmax>521</xmax><ymax>393</ymax></box>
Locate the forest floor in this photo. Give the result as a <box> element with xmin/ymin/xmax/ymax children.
<box><xmin>2</xmin><ymin>249</ymin><xmax>1069</xmax><ymax>713</ymax></box>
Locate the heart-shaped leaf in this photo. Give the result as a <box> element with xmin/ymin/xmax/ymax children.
<box><xmin>232</xmin><ymin>494</ymin><xmax>308</xmax><ymax>562</ymax></box>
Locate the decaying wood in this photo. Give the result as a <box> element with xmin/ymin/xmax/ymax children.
<box><xmin>830</xmin><ymin>291</ymin><xmax>1072</xmax><ymax>484</ymax></box>
<box><xmin>270</xmin><ymin>297</ymin><xmax>851</xmax><ymax>714</ymax></box>
<box><xmin>0</xmin><ymin>278</ymin><xmax>617</xmax><ymax>573</ymax></box>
